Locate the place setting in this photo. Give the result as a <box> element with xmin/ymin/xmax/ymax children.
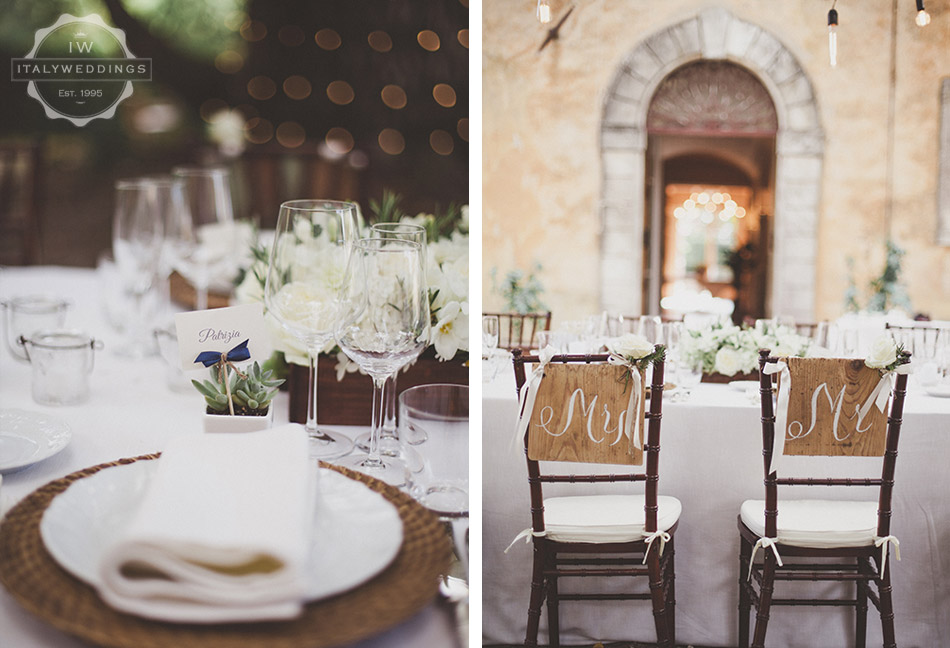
<box><xmin>0</xmin><ymin>197</ymin><xmax>467</xmax><ymax>646</ymax></box>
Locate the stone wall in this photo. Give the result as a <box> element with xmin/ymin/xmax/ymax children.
<box><xmin>482</xmin><ymin>0</ymin><xmax>950</xmax><ymax>321</ymax></box>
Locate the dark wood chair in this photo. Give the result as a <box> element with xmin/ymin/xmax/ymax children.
<box><xmin>512</xmin><ymin>348</ymin><xmax>678</xmax><ymax>647</ymax></box>
<box><xmin>739</xmin><ymin>348</ymin><xmax>911</xmax><ymax>648</ymax></box>
<box><xmin>486</xmin><ymin>311</ymin><xmax>551</xmax><ymax>351</ymax></box>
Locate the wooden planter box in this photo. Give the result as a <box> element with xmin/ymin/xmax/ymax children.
<box><xmin>702</xmin><ymin>370</ymin><xmax>758</xmax><ymax>383</ymax></box>
<box><xmin>288</xmin><ymin>348</ymin><xmax>469</xmax><ymax>426</ymax></box>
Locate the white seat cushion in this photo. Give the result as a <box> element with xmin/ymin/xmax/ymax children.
<box><xmin>543</xmin><ymin>494</ymin><xmax>682</xmax><ymax>544</ymax></box>
<box><xmin>740</xmin><ymin>499</ymin><xmax>879</xmax><ymax>548</ymax></box>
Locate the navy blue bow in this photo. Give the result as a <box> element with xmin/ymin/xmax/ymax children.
<box><xmin>194</xmin><ymin>339</ymin><xmax>251</xmax><ymax>368</ymax></box>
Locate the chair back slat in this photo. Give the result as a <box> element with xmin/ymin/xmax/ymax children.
<box><xmin>485</xmin><ymin>311</ymin><xmax>551</xmax><ymax>351</ymax></box>
<box><xmin>780</xmin><ymin>357</ymin><xmax>887</xmax><ymax>458</ymax></box>
<box><xmin>525</xmin><ymin>362</ymin><xmax>645</xmax><ymax>466</ymax></box>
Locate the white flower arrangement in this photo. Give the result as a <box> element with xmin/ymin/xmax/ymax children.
<box><xmin>680</xmin><ymin>318</ymin><xmax>812</xmax><ymax>377</ymax></box>
<box><xmin>865</xmin><ymin>335</ymin><xmax>906</xmax><ymax>373</ymax></box>
<box><xmin>607</xmin><ymin>333</ymin><xmax>664</xmax><ymax>370</ymax></box>
<box><xmin>232</xmin><ymin>207</ymin><xmax>469</xmax><ymax>377</ymax></box>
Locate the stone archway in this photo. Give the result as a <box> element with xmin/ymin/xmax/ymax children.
<box><xmin>600</xmin><ymin>7</ymin><xmax>824</xmax><ymax>322</ymax></box>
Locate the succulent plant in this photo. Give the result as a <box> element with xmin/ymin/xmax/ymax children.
<box><xmin>192</xmin><ymin>361</ymin><xmax>285</xmax><ymax>416</ymax></box>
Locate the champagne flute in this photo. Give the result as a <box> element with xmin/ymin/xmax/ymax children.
<box><xmin>263</xmin><ymin>200</ymin><xmax>359</xmax><ymax>460</ymax></box>
<box><xmin>334</xmin><ymin>238</ymin><xmax>430</xmax><ymax>486</ymax></box>
<box><xmin>112</xmin><ymin>177</ymin><xmax>170</xmax><ymax>357</ymax></box>
<box><xmin>351</xmin><ymin>222</ymin><xmax>429</xmax><ymax>452</ymax></box>
<box><xmin>168</xmin><ymin>166</ymin><xmax>236</xmax><ymax>311</ymax></box>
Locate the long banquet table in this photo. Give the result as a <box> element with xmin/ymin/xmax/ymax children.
<box><xmin>482</xmin><ymin>361</ymin><xmax>950</xmax><ymax>647</ymax></box>
<box><xmin>0</xmin><ymin>266</ymin><xmax>460</xmax><ymax>648</ymax></box>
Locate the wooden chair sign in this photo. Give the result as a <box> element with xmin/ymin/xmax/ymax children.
<box><xmin>526</xmin><ymin>362</ymin><xmax>646</xmax><ymax>465</ymax></box>
<box><xmin>779</xmin><ymin>356</ymin><xmax>887</xmax><ymax>458</ymax></box>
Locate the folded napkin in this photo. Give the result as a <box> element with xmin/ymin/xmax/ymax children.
<box><xmin>98</xmin><ymin>426</ymin><xmax>314</xmax><ymax>623</ymax></box>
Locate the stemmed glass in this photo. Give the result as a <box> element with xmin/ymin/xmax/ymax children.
<box><xmin>335</xmin><ymin>238</ymin><xmax>430</xmax><ymax>486</ymax></box>
<box><xmin>168</xmin><ymin>166</ymin><xmax>236</xmax><ymax>311</ymax></box>
<box><xmin>482</xmin><ymin>315</ymin><xmax>499</xmax><ymax>354</ymax></box>
<box><xmin>352</xmin><ymin>222</ymin><xmax>429</xmax><ymax>453</ymax></box>
<box><xmin>263</xmin><ymin>200</ymin><xmax>359</xmax><ymax>460</ymax></box>
<box><xmin>111</xmin><ymin>177</ymin><xmax>170</xmax><ymax>357</ymax></box>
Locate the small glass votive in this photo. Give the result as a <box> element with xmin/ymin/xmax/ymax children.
<box><xmin>1</xmin><ymin>295</ymin><xmax>70</xmax><ymax>362</ymax></box>
<box><xmin>399</xmin><ymin>384</ymin><xmax>469</xmax><ymax>518</ymax></box>
<box><xmin>19</xmin><ymin>329</ymin><xmax>101</xmax><ymax>406</ymax></box>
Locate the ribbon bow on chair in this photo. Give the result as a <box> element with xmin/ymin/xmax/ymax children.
<box><xmin>513</xmin><ymin>345</ymin><xmax>559</xmax><ymax>451</ymax></box>
<box><xmin>607</xmin><ymin>353</ymin><xmax>644</xmax><ymax>457</ymax></box>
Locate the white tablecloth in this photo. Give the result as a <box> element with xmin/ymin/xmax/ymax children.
<box><xmin>0</xmin><ymin>266</ymin><xmax>461</xmax><ymax>648</ymax></box>
<box><xmin>482</xmin><ymin>365</ymin><xmax>950</xmax><ymax>647</ymax></box>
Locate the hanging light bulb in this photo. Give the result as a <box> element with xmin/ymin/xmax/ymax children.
<box><xmin>915</xmin><ymin>0</ymin><xmax>931</xmax><ymax>26</ymax></box>
<box><xmin>827</xmin><ymin>5</ymin><xmax>838</xmax><ymax>68</ymax></box>
<box><xmin>537</xmin><ymin>0</ymin><xmax>552</xmax><ymax>24</ymax></box>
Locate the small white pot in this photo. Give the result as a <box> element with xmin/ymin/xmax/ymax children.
<box><xmin>203</xmin><ymin>406</ymin><xmax>274</xmax><ymax>433</ymax></box>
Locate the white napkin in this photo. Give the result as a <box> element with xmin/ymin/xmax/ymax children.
<box><xmin>98</xmin><ymin>426</ymin><xmax>314</xmax><ymax>623</ymax></box>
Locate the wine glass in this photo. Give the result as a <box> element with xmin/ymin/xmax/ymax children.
<box><xmin>263</xmin><ymin>200</ymin><xmax>359</xmax><ymax>460</ymax></box>
<box><xmin>111</xmin><ymin>177</ymin><xmax>170</xmax><ymax>357</ymax></box>
<box><xmin>351</xmin><ymin>222</ymin><xmax>429</xmax><ymax>453</ymax></box>
<box><xmin>168</xmin><ymin>166</ymin><xmax>236</xmax><ymax>311</ymax></box>
<box><xmin>334</xmin><ymin>238</ymin><xmax>430</xmax><ymax>486</ymax></box>
<box><xmin>482</xmin><ymin>315</ymin><xmax>500</xmax><ymax>354</ymax></box>
<box><xmin>676</xmin><ymin>356</ymin><xmax>703</xmax><ymax>400</ymax></box>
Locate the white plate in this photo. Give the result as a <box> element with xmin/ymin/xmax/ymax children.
<box><xmin>0</xmin><ymin>409</ymin><xmax>71</xmax><ymax>474</ymax></box>
<box><xmin>41</xmin><ymin>461</ymin><xmax>403</xmax><ymax>619</ymax></box>
<box><xmin>924</xmin><ymin>384</ymin><xmax>950</xmax><ymax>398</ymax></box>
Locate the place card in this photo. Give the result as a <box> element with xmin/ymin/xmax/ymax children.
<box><xmin>174</xmin><ymin>303</ymin><xmax>268</xmax><ymax>372</ymax></box>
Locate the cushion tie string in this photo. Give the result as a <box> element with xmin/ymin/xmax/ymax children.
<box><xmin>874</xmin><ymin>535</ymin><xmax>901</xmax><ymax>579</ymax></box>
<box><xmin>504</xmin><ymin>527</ymin><xmax>547</xmax><ymax>554</ymax></box>
<box><xmin>748</xmin><ymin>537</ymin><xmax>783</xmax><ymax>580</ymax></box>
<box><xmin>641</xmin><ymin>530</ymin><xmax>671</xmax><ymax>564</ymax></box>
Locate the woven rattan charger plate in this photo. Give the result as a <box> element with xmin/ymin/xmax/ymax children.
<box><xmin>0</xmin><ymin>454</ymin><xmax>451</xmax><ymax>648</ymax></box>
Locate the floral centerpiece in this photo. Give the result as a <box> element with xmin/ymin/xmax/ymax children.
<box><xmin>232</xmin><ymin>195</ymin><xmax>469</xmax><ymax>424</ymax></box>
<box><xmin>679</xmin><ymin>318</ymin><xmax>812</xmax><ymax>380</ymax></box>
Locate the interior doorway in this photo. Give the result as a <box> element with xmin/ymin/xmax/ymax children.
<box><xmin>642</xmin><ymin>60</ymin><xmax>777</xmax><ymax>324</ymax></box>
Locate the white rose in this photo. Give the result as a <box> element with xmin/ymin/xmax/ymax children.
<box><xmin>714</xmin><ymin>347</ymin><xmax>744</xmax><ymax>376</ymax></box>
<box><xmin>865</xmin><ymin>335</ymin><xmax>897</xmax><ymax>369</ymax></box>
<box><xmin>608</xmin><ymin>333</ymin><xmax>655</xmax><ymax>360</ymax></box>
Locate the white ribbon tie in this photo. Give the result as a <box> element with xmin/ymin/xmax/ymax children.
<box><xmin>641</xmin><ymin>530</ymin><xmax>671</xmax><ymax>564</ymax></box>
<box><xmin>513</xmin><ymin>346</ymin><xmax>559</xmax><ymax>452</ymax></box>
<box><xmin>874</xmin><ymin>535</ymin><xmax>901</xmax><ymax>579</ymax></box>
<box><xmin>748</xmin><ymin>537</ymin><xmax>784</xmax><ymax>580</ymax></box>
<box><xmin>763</xmin><ymin>361</ymin><xmax>790</xmax><ymax>475</ymax></box>
<box><xmin>607</xmin><ymin>353</ymin><xmax>644</xmax><ymax>456</ymax></box>
<box><xmin>504</xmin><ymin>527</ymin><xmax>547</xmax><ymax>554</ymax></box>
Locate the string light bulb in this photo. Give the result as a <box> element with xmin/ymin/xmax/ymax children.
<box><xmin>536</xmin><ymin>0</ymin><xmax>552</xmax><ymax>24</ymax></box>
<box><xmin>915</xmin><ymin>0</ymin><xmax>931</xmax><ymax>26</ymax></box>
<box><xmin>827</xmin><ymin>4</ymin><xmax>838</xmax><ymax>68</ymax></box>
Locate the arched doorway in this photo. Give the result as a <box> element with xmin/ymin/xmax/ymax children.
<box><xmin>644</xmin><ymin>60</ymin><xmax>777</xmax><ymax>323</ymax></box>
<box><xmin>599</xmin><ymin>7</ymin><xmax>824</xmax><ymax>324</ymax></box>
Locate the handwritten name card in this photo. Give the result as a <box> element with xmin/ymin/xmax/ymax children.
<box><xmin>781</xmin><ymin>357</ymin><xmax>887</xmax><ymax>457</ymax></box>
<box><xmin>527</xmin><ymin>363</ymin><xmax>645</xmax><ymax>466</ymax></box>
<box><xmin>174</xmin><ymin>303</ymin><xmax>268</xmax><ymax>372</ymax></box>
